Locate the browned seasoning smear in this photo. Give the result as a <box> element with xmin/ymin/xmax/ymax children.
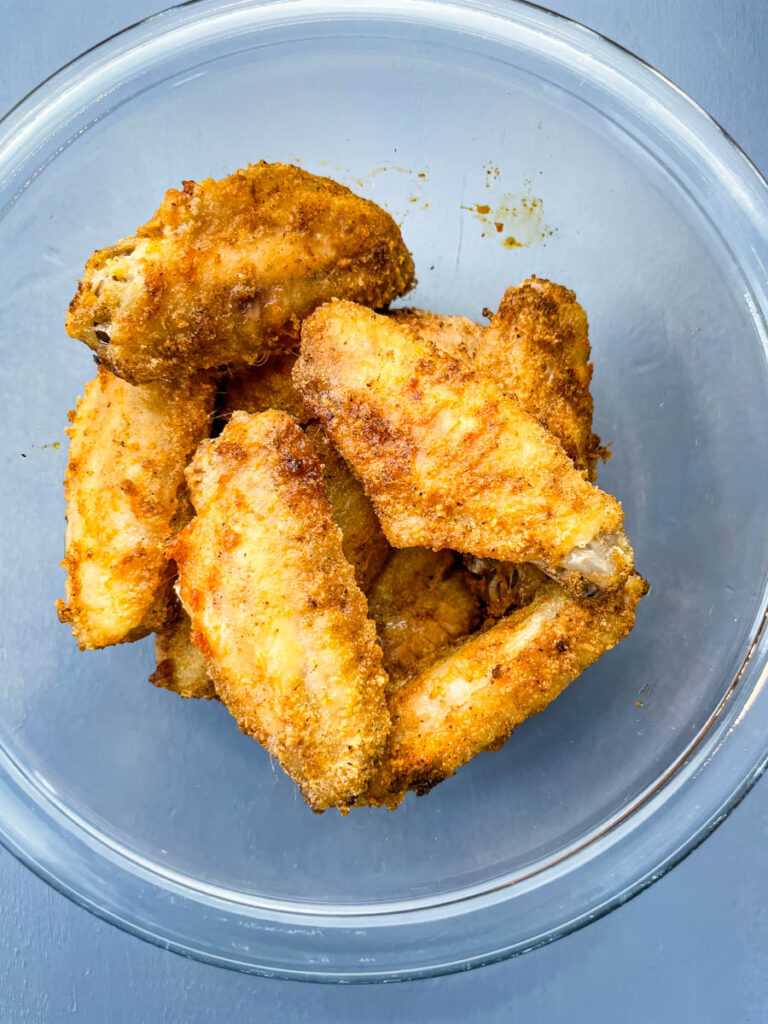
<box><xmin>462</xmin><ymin>186</ymin><xmax>556</xmax><ymax>248</ymax></box>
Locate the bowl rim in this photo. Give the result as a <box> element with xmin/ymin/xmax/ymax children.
<box><xmin>1</xmin><ymin>0</ymin><xmax>767</xmax><ymax>983</ymax></box>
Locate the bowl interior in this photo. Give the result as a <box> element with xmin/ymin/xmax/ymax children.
<box><xmin>1</xmin><ymin>6</ymin><xmax>767</xmax><ymax>911</ymax></box>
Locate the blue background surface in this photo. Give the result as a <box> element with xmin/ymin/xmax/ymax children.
<box><xmin>1</xmin><ymin>2</ymin><xmax>767</xmax><ymax>1020</ymax></box>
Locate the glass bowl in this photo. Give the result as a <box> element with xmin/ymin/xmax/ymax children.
<box><xmin>1</xmin><ymin>0</ymin><xmax>767</xmax><ymax>983</ymax></box>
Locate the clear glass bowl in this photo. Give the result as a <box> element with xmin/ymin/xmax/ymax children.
<box><xmin>1</xmin><ymin>0</ymin><xmax>767</xmax><ymax>983</ymax></box>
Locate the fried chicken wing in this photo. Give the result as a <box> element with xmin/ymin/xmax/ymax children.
<box><xmin>57</xmin><ymin>367</ymin><xmax>216</xmax><ymax>649</ymax></box>
<box><xmin>449</xmin><ymin>280</ymin><xmax>605</xmax><ymax>612</ymax></box>
<box><xmin>149</xmin><ymin>419</ymin><xmax>387</xmax><ymax>696</ymax></box>
<box><xmin>388</xmin><ymin>308</ymin><xmax>484</xmax><ymax>365</ymax></box>
<box><xmin>294</xmin><ymin>301</ymin><xmax>633</xmax><ymax>597</ymax></box>
<box><xmin>364</xmin><ymin>573</ymin><xmax>648</xmax><ymax>808</ymax></box>
<box><xmin>367</xmin><ymin>549</ymin><xmax>483</xmax><ymax>685</ymax></box>
<box><xmin>67</xmin><ymin>162</ymin><xmax>415</xmax><ymax>383</ymax></box>
<box><xmin>475</xmin><ymin>278</ymin><xmax>605</xmax><ymax>479</ymax></box>
<box><xmin>168</xmin><ymin>410</ymin><xmax>390</xmax><ymax>812</ymax></box>
<box><xmin>150</xmin><ymin>594</ymin><xmax>216</xmax><ymax>700</ymax></box>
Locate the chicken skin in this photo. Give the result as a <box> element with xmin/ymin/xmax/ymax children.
<box><xmin>294</xmin><ymin>301</ymin><xmax>633</xmax><ymax>598</ymax></box>
<box><xmin>168</xmin><ymin>410</ymin><xmax>390</xmax><ymax>812</ymax></box>
<box><xmin>475</xmin><ymin>278</ymin><xmax>605</xmax><ymax>480</ymax></box>
<box><xmin>364</xmin><ymin>573</ymin><xmax>648</xmax><ymax>808</ymax></box>
<box><xmin>66</xmin><ymin>162</ymin><xmax>415</xmax><ymax>383</ymax></box>
<box><xmin>367</xmin><ymin>549</ymin><xmax>483</xmax><ymax>686</ymax></box>
<box><xmin>57</xmin><ymin>367</ymin><xmax>216</xmax><ymax>649</ymax></box>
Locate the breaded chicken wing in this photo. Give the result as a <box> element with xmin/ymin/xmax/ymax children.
<box><xmin>367</xmin><ymin>548</ymin><xmax>482</xmax><ymax>685</ymax></box>
<box><xmin>388</xmin><ymin>309</ymin><xmax>484</xmax><ymax>365</ymax></box>
<box><xmin>364</xmin><ymin>573</ymin><xmax>648</xmax><ymax>808</ymax></box>
<box><xmin>391</xmin><ymin>292</ymin><xmax>604</xmax><ymax>614</ymax></box>
<box><xmin>150</xmin><ymin>594</ymin><xmax>216</xmax><ymax>700</ymax></box>
<box><xmin>149</xmin><ymin>422</ymin><xmax>387</xmax><ymax>697</ymax></box>
<box><xmin>57</xmin><ymin>367</ymin><xmax>216</xmax><ymax>649</ymax></box>
<box><xmin>168</xmin><ymin>410</ymin><xmax>390</xmax><ymax>812</ymax></box>
<box><xmin>475</xmin><ymin>278</ymin><xmax>605</xmax><ymax>479</ymax></box>
<box><xmin>67</xmin><ymin>162</ymin><xmax>415</xmax><ymax>383</ymax></box>
<box><xmin>294</xmin><ymin>301</ymin><xmax>633</xmax><ymax>597</ymax></box>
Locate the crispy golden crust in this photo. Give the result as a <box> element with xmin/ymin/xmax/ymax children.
<box><xmin>367</xmin><ymin>548</ymin><xmax>483</xmax><ymax>686</ymax></box>
<box><xmin>304</xmin><ymin>422</ymin><xmax>390</xmax><ymax>594</ymax></box>
<box><xmin>224</xmin><ymin>354</ymin><xmax>312</xmax><ymax>424</ymax></box>
<box><xmin>57</xmin><ymin>367</ymin><xmax>216</xmax><ymax>649</ymax></box>
<box><xmin>168</xmin><ymin>410</ymin><xmax>390</xmax><ymax>812</ymax></box>
<box><xmin>294</xmin><ymin>301</ymin><xmax>632</xmax><ymax>596</ymax></box>
<box><xmin>150</xmin><ymin>593</ymin><xmax>216</xmax><ymax>700</ymax></box>
<box><xmin>388</xmin><ymin>309</ymin><xmax>484</xmax><ymax>365</ymax></box>
<box><xmin>66</xmin><ymin>162</ymin><xmax>415</xmax><ymax>383</ymax></box>
<box><xmin>476</xmin><ymin>278</ymin><xmax>604</xmax><ymax>479</ymax></box>
<box><xmin>364</xmin><ymin>573</ymin><xmax>647</xmax><ymax>807</ymax></box>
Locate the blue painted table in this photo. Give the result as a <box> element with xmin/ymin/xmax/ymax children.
<box><xmin>2</xmin><ymin>2</ymin><xmax>767</xmax><ymax>1020</ymax></box>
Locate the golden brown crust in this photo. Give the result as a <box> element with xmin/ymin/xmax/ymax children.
<box><xmin>150</xmin><ymin>593</ymin><xmax>216</xmax><ymax>700</ymax></box>
<box><xmin>367</xmin><ymin>548</ymin><xmax>483</xmax><ymax>686</ymax></box>
<box><xmin>477</xmin><ymin>277</ymin><xmax>604</xmax><ymax>479</ymax></box>
<box><xmin>58</xmin><ymin>367</ymin><xmax>216</xmax><ymax>649</ymax></box>
<box><xmin>363</xmin><ymin>574</ymin><xmax>648</xmax><ymax>808</ymax></box>
<box><xmin>294</xmin><ymin>301</ymin><xmax>632</xmax><ymax>596</ymax></box>
<box><xmin>388</xmin><ymin>309</ymin><xmax>484</xmax><ymax>365</ymax></box>
<box><xmin>66</xmin><ymin>162</ymin><xmax>415</xmax><ymax>383</ymax></box>
<box><xmin>168</xmin><ymin>410</ymin><xmax>390</xmax><ymax>812</ymax></box>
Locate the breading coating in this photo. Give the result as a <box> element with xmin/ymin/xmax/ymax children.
<box><xmin>367</xmin><ymin>548</ymin><xmax>483</xmax><ymax>686</ymax></box>
<box><xmin>390</xmin><ymin>290</ymin><xmax>604</xmax><ymax>615</ymax></box>
<box><xmin>364</xmin><ymin>573</ymin><xmax>648</xmax><ymax>808</ymax></box>
<box><xmin>67</xmin><ymin>162</ymin><xmax>415</xmax><ymax>383</ymax></box>
<box><xmin>224</xmin><ymin>353</ymin><xmax>312</xmax><ymax>424</ymax></box>
<box><xmin>224</xmin><ymin>360</ymin><xmax>389</xmax><ymax>592</ymax></box>
<box><xmin>57</xmin><ymin>367</ymin><xmax>216</xmax><ymax>649</ymax></box>
<box><xmin>168</xmin><ymin>410</ymin><xmax>390</xmax><ymax>812</ymax></box>
<box><xmin>294</xmin><ymin>301</ymin><xmax>633</xmax><ymax>597</ymax></box>
<box><xmin>475</xmin><ymin>277</ymin><xmax>605</xmax><ymax>479</ymax></box>
<box><xmin>388</xmin><ymin>308</ymin><xmax>484</xmax><ymax>365</ymax></box>
<box><xmin>150</xmin><ymin>594</ymin><xmax>216</xmax><ymax>700</ymax></box>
